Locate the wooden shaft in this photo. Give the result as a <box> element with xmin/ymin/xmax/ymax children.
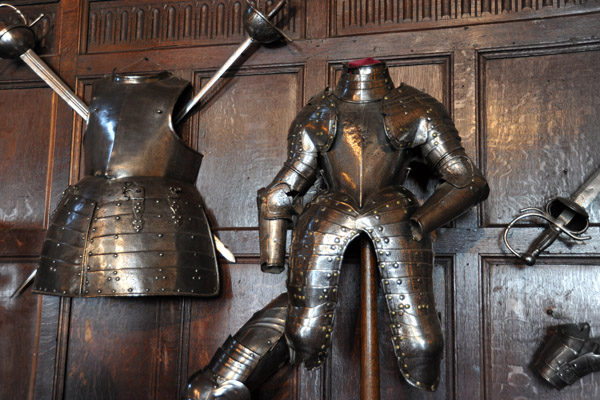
<box><xmin>360</xmin><ymin>235</ymin><xmax>380</xmax><ymax>400</ymax></box>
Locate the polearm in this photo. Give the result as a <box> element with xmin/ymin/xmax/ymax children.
<box><xmin>3</xmin><ymin>2</ymin><xmax>291</xmax><ymax>297</ymax></box>
<box><xmin>503</xmin><ymin>167</ymin><xmax>600</xmax><ymax>265</ymax></box>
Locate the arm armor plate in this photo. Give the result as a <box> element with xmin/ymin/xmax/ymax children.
<box><xmin>258</xmin><ymin>93</ymin><xmax>334</xmax><ymax>272</ymax></box>
<box><xmin>383</xmin><ymin>84</ymin><xmax>489</xmax><ymax>240</ymax></box>
<box><xmin>534</xmin><ymin>323</ymin><xmax>600</xmax><ymax>390</ymax></box>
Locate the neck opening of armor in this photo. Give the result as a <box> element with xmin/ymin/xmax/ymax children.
<box><xmin>333</xmin><ymin>58</ymin><xmax>394</xmax><ymax>103</ymax></box>
<box><xmin>112</xmin><ymin>70</ymin><xmax>171</xmax><ymax>84</ymax></box>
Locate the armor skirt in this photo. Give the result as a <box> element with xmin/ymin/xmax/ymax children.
<box><xmin>34</xmin><ymin>175</ymin><xmax>219</xmax><ymax>297</ymax></box>
<box><xmin>285</xmin><ymin>186</ymin><xmax>443</xmax><ymax>391</ymax></box>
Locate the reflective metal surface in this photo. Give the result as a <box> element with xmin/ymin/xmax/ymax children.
<box><xmin>243</xmin><ymin>0</ymin><xmax>290</xmax><ymax>43</ymax></box>
<box><xmin>0</xmin><ymin>3</ymin><xmax>35</xmax><ymax>59</ymax></box>
<box><xmin>534</xmin><ymin>323</ymin><xmax>600</xmax><ymax>390</ymax></box>
<box><xmin>503</xmin><ymin>166</ymin><xmax>599</xmax><ymax>265</ymax></box>
<box><xmin>33</xmin><ymin>73</ymin><xmax>220</xmax><ymax>297</ymax></box>
<box><xmin>174</xmin><ymin>0</ymin><xmax>289</xmax><ymax>124</ymax></box>
<box><xmin>185</xmin><ymin>294</ymin><xmax>288</xmax><ymax>400</ymax></box>
<box><xmin>257</xmin><ymin>60</ymin><xmax>489</xmax><ymax>391</ymax></box>
<box><xmin>0</xmin><ymin>4</ymin><xmax>89</xmax><ymax>120</ymax></box>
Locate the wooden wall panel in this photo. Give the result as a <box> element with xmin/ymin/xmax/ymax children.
<box><xmin>0</xmin><ymin>261</ymin><xmax>41</xmax><ymax>400</ymax></box>
<box><xmin>481</xmin><ymin>45</ymin><xmax>600</xmax><ymax>226</ymax></box>
<box><xmin>0</xmin><ymin>86</ymin><xmax>54</xmax><ymax>231</ymax></box>
<box><xmin>482</xmin><ymin>258</ymin><xmax>600</xmax><ymax>399</ymax></box>
<box><xmin>63</xmin><ymin>297</ymin><xmax>185</xmax><ymax>399</ymax></box>
<box><xmin>194</xmin><ymin>68</ymin><xmax>303</xmax><ymax>228</ymax></box>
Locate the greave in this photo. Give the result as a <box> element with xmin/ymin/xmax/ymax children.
<box><xmin>184</xmin><ymin>293</ymin><xmax>289</xmax><ymax>400</ymax></box>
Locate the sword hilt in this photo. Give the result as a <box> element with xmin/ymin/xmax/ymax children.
<box><xmin>503</xmin><ymin>197</ymin><xmax>591</xmax><ymax>266</ymax></box>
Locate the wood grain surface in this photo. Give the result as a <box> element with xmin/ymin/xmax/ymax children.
<box><xmin>0</xmin><ymin>1</ymin><xmax>599</xmax><ymax>399</ymax></box>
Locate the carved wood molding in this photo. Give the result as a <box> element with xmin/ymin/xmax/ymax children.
<box><xmin>84</xmin><ymin>0</ymin><xmax>303</xmax><ymax>54</ymax></box>
<box><xmin>0</xmin><ymin>3</ymin><xmax>58</xmax><ymax>55</ymax></box>
<box><xmin>330</xmin><ymin>0</ymin><xmax>600</xmax><ymax>36</ymax></box>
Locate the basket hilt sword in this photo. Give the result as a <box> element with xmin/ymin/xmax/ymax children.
<box><xmin>1</xmin><ymin>2</ymin><xmax>292</xmax><ymax>297</ymax></box>
<box><xmin>503</xmin><ymin>167</ymin><xmax>600</xmax><ymax>265</ymax></box>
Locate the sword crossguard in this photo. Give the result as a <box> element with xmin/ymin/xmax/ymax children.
<box><xmin>503</xmin><ymin>198</ymin><xmax>591</xmax><ymax>266</ymax></box>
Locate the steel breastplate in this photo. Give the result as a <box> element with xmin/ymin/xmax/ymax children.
<box><xmin>84</xmin><ymin>72</ymin><xmax>201</xmax><ymax>182</ymax></box>
<box><xmin>34</xmin><ymin>72</ymin><xmax>219</xmax><ymax>297</ymax></box>
<box><xmin>320</xmin><ymin>99</ymin><xmax>411</xmax><ymax>208</ymax></box>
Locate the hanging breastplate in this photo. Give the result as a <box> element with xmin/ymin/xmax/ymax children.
<box><xmin>33</xmin><ymin>72</ymin><xmax>220</xmax><ymax>297</ymax></box>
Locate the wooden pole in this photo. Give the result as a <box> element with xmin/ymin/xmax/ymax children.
<box><xmin>360</xmin><ymin>235</ymin><xmax>380</xmax><ymax>400</ymax></box>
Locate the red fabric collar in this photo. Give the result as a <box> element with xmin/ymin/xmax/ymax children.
<box><xmin>348</xmin><ymin>57</ymin><xmax>382</xmax><ymax>67</ymax></box>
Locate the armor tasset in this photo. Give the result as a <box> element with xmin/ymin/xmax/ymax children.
<box><xmin>257</xmin><ymin>60</ymin><xmax>489</xmax><ymax>391</ymax></box>
<box><xmin>34</xmin><ymin>73</ymin><xmax>219</xmax><ymax>297</ymax></box>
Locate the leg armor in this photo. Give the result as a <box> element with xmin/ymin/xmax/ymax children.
<box><xmin>185</xmin><ymin>294</ymin><xmax>289</xmax><ymax>400</ymax></box>
<box><xmin>534</xmin><ymin>323</ymin><xmax>600</xmax><ymax>390</ymax></box>
<box><xmin>363</xmin><ymin>192</ymin><xmax>442</xmax><ymax>392</ymax></box>
<box><xmin>286</xmin><ymin>193</ymin><xmax>361</xmax><ymax>369</ymax></box>
<box><xmin>285</xmin><ymin>188</ymin><xmax>443</xmax><ymax>390</ymax></box>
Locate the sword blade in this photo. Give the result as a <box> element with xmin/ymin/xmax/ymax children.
<box><xmin>213</xmin><ymin>235</ymin><xmax>236</xmax><ymax>263</ymax></box>
<box><xmin>10</xmin><ymin>269</ymin><xmax>37</xmax><ymax>299</ymax></box>
<box><xmin>572</xmin><ymin>167</ymin><xmax>600</xmax><ymax>209</ymax></box>
<box><xmin>174</xmin><ymin>36</ymin><xmax>254</xmax><ymax>124</ymax></box>
<box><xmin>20</xmin><ymin>49</ymin><xmax>89</xmax><ymax>121</ymax></box>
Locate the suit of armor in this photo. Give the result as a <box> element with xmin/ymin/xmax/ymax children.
<box><xmin>33</xmin><ymin>72</ymin><xmax>219</xmax><ymax>297</ymax></box>
<box><xmin>257</xmin><ymin>60</ymin><xmax>489</xmax><ymax>391</ymax></box>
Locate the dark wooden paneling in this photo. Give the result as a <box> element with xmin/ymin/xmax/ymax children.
<box><xmin>0</xmin><ymin>85</ymin><xmax>54</xmax><ymax>232</ymax></box>
<box><xmin>482</xmin><ymin>258</ymin><xmax>600</xmax><ymax>399</ymax></box>
<box><xmin>481</xmin><ymin>45</ymin><xmax>600</xmax><ymax>226</ymax></box>
<box><xmin>0</xmin><ymin>261</ymin><xmax>41</xmax><ymax>400</ymax></box>
<box><xmin>194</xmin><ymin>67</ymin><xmax>303</xmax><ymax>228</ymax></box>
<box><xmin>63</xmin><ymin>297</ymin><xmax>185</xmax><ymax>400</ymax></box>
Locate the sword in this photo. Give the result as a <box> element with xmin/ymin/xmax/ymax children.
<box><xmin>503</xmin><ymin>167</ymin><xmax>600</xmax><ymax>265</ymax></box>
<box><xmin>3</xmin><ymin>4</ymin><xmax>277</xmax><ymax>297</ymax></box>
<box><xmin>174</xmin><ymin>0</ymin><xmax>290</xmax><ymax>124</ymax></box>
<box><xmin>0</xmin><ymin>4</ymin><xmax>88</xmax><ymax>120</ymax></box>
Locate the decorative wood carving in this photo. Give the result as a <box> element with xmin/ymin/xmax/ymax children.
<box><xmin>331</xmin><ymin>0</ymin><xmax>600</xmax><ymax>36</ymax></box>
<box><xmin>85</xmin><ymin>0</ymin><xmax>302</xmax><ymax>53</ymax></box>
